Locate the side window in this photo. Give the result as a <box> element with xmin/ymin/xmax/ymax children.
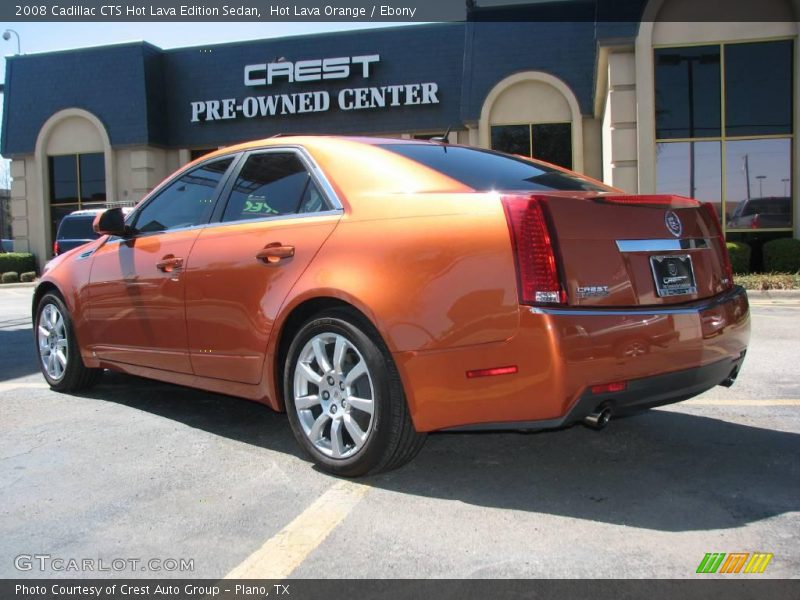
<box><xmin>298</xmin><ymin>179</ymin><xmax>326</xmax><ymax>214</ymax></box>
<box><xmin>222</xmin><ymin>152</ymin><xmax>327</xmax><ymax>222</ymax></box>
<box><xmin>132</xmin><ymin>158</ymin><xmax>233</xmax><ymax>234</ymax></box>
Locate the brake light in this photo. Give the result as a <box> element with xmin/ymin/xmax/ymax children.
<box><xmin>751</xmin><ymin>214</ymin><xmax>760</xmax><ymax>229</ymax></box>
<box><xmin>701</xmin><ymin>202</ymin><xmax>734</xmax><ymax>289</ymax></box>
<box><xmin>502</xmin><ymin>195</ymin><xmax>565</xmax><ymax>305</ymax></box>
<box><xmin>53</xmin><ymin>240</ymin><xmax>60</xmax><ymax>256</ymax></box>
<box><xmin>595</xmin><ymin>194</ymin><xmax>700</xmax><ymax>208</ymax></box>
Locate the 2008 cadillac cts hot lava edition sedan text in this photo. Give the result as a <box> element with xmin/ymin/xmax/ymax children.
<box><xmin>33</xmin><ymin>137</ymin><xmax>750</xmax><ymax>476</ymax></box>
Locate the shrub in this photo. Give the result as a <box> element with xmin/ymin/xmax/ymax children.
<box><xmin>20</xmin><ymin>271</ymin><xmax>37</xmax><ymax>283</ymax></box>
<box><xmin>735</xmin><ymin>272</ymin><xmax>800</xmax><ymax>290</ymax></box>
<box><xmin>763</xmin><ymin>238</ymin><xmax>800</xmax><ymax>273</ymax></box>
<box><xmin>1</xmin><ymin>271</ymin><xmax>20</xmax><ymax>284</ymax></box>
<box><xmin>0</xmin><ymin>252</ymin><xmax>36</xmax><ymax>275</ymax></box>
<box><xmin>726</xmin><ymin>242</ymin><xmax>751</xmax><ymax>274</ymax></box>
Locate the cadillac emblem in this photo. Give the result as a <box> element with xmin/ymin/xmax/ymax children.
<box><xmin>665</xmin><ymin>211</ymin><xmax>682</xmax><ymax>238</ymax></box>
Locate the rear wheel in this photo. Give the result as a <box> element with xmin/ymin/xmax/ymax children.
<box><xmin>35</xmin><ymin>292</ymin><xmax>100</xmax><ymax>392</ymax></box>
<box><xmin>284</xmin><ymin>309</ymin><xmax>425</xmax><ymax>477</ymax></box>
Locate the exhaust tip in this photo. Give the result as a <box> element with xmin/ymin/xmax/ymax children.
<box><xmin>583</xmin><ymin>406</ymin><xmax>612</xmax><ymax>430</ymax></box>
<box><xmin>720</xmin><ymin>366</ymin><xmax>740</xmax><ymax>388</ymax></box>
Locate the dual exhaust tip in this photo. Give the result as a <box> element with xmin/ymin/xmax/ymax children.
<box><xmin>583</xmin><ymin>405</ymin><xmax>612</xmax><ymax>430</ymax></box>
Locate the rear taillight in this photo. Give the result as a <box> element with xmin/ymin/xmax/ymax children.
<box><xmin>53</xmin><ymin>241</ymin><xmax>60</xmax><ymax>256</ymax></box>
<box><xmin>502</xmin><ymin>195</ymin><xmax>565</xmax><ymax>305</ymax></box>
<box><xmin>751</xmin><ymin>214</ymin><xmax>761</xmax><ymax>229</ymax></box>
<box><xmin>701</xmin><ymin>202</ymin><xmax>734</xmax><ymax>289</ymax></box>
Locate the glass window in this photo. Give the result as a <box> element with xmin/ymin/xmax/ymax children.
<box><xmin>491</xmin><ymin>125</ymin><xmax>530</xmax><ymax>157</ymax></box>
<box><xmin>725</xmin><ymin>138</ymin><xmax>792</xmax><ymax>230</ymax></box>
<box><xmin>48</xmin><ymin>152</ymin><xmax>106</xmax><ymax>241</ymax></box>
<box><xmin>56</xmin><ymin>215</ymin><xmax>99</xmax><ymax>241</ymax></box>
<box><xmin>725</xmin><ymin>40</ymin><xmax>793</xmax><ymax>137</ymax></box>
<box><xmin>655</xmin><ymin>39</ymin><xmax>794</xmax><ymax>235</ymax></box>
<box><xmin>491</xmin><ymin>123</ymin><xmax>573</xmax><ymax>169</ymax></box>
<box><xmin>532</xmin><ymin>123</ymin><xmax>572</xmax><ymax>169</ymax></box>
<box><xmin>222</xmin><ymin>153</ymin><xmax>313</xmax><ymax>222</ymax></box>
<box><xmin>133</xmin><ymin>158</ymin><xmax>233</xmax><ymax>234</ymax></box>
<box><xmin>298</xmin><ymin>180</ymin><xmax>327</xmax><ymax>214</ymax></box>
<box><xmin>379</xmin><ymin>144</ymin><xmax>611</xmax><ymax>192</ymax></box>
<box><xmin>656</xmin><ymin>141</ymin><xmax>722</xmax><ymax>221</ymax></box>
<box><xmin>655</xmin><ymin>46</ymin><xmax>721</xmax><ymax>139</ymax></box>
<box><xmin>49</xmin><ymin>205</ymin><xmax>79</xmax><ymax>245</ymax></box>
<box><xmin>79</xmin><ymin>154</ymin><xmax>106</xmax><ymax>204</ymax></box>
<box><xmin>49</xmin><ymin>156</ymin><xmax>79</xmax><ymax>205</ymax></box>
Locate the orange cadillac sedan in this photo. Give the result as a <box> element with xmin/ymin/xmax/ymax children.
<box><xmin>33</xmin><ymin>136</ymin><xmax>750</xmax><ymax>476</ymax></box>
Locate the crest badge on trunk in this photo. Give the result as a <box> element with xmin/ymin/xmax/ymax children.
<box><xmin>665</xmin><ymin>211</ymin><xmax>682</xmax><ymax>238</ymax></box>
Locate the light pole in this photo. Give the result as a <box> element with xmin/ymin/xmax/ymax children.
<box><xmin>2</xmin><ymin>29</ymin><xmax>21</xmax><ymax>55</ymax></box>
<box><xmin>756</xmin><ymin>175</ymin><xmax>766</xmax><ymax>198</ymax></box>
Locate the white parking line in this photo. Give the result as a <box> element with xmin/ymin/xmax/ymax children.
<box><xmin>0</xmin><ymin>381</ymin><xmax>49</xmax><ymax>392</ymax></box>
<box><xmin>224</xmin><ymin>480</ymin><xmax>370</xmax><ymax>579</ymax></box>
<box><xmin>682</xmin><ymin>399</ymin><xmax>800</xmax><ymax>406</ymax></box>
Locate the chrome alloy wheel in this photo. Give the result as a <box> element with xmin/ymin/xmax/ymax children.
<box><xmin>293</xmin><ymin>332</ymin><xmax>375</xmax><ymax>459</ymax></box>
<box><xmin>38</xmin><ymin>303</ymin><xmax>68</xmax><ymax>381</ymax></box>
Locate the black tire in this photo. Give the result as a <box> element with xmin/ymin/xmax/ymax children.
<box><xmin>283</xmin><ymin>308</ymin><xmax>425</xmax><ymax>477</ymax></box>
<box><xmin>35</xmin><ymin>291</ymin><xmax>101</xmax><ymax>392</ymax></box>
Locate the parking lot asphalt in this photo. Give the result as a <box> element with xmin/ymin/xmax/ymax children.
<box><xmin>1</xmin><ymin>286</ymin><xmax>798</xmax><ymax>579</ymax></box>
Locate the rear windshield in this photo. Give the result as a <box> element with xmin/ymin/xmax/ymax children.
<box><xmin>57</xmin><ymin>216</ymin><xmax>99</xmax><ymax>240</ymax></box>
<box><xmin>378</xmin><ymin>144</ymin><xmax>611</xmax><ymax>192</ymax></box>
<box><xmin>743</xmin><ymin>197</ymin><xmax>790</xmax><ymax>215</ymax></box>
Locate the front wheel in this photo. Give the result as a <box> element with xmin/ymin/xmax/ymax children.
<box><xmin>35</xmin><ymin>292</ymin><xmax>100</xmax><ymax>391</ymax></box>
<box><xmin>284</xmin><ymin>309</ymin><xmax>425</xmax><ymax>477</ymax></box>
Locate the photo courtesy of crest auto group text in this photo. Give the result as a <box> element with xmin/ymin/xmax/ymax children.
<box><xmin>0</xmin><ymin>0</ymin><xmax>798</xmax><ymax>597</ymax></box>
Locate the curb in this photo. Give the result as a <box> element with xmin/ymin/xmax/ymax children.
<box><xmin>744</xmin><ymin>289</ymin><xmax>800</xmax><ymax>299</ymax></box>
<box><xmin>0</xmin><ymin>282</ymin><xmax>37</xmax><ymax>289</ymax></box>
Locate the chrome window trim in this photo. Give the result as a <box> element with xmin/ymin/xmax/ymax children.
<box><xmin>616</xmin><ymin>238</ymin><xmax>711</xmax><ymax>252</ymax></box>
<box><xmin>105</xmin><ymin>144</ymin><xmax>344</xmax><ymax>245</ymax></box>
<box><xmin>206</xmin><ymin>208</ymin><xmax>343</xmax><ymax>230</ymax></box>
<box><xmin>102</xmin><ymin>223</ymin><xmax>209</xmax><ymax>246</ymax></box>
<box><xmin>215</xmin><ymin>145</ymin><xmax>344</xmax><ymax>222</ymax></box>
<box><xmin>529</xmin><ymin>286</ymin><xmax>746</xmax><ymax>316</ymax></box>
<box><xmin>124</xmin><ymin>153</ymin><xmax>241</xmax><ymax>231</ymax></box>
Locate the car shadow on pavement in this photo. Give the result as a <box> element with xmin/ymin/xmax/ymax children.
<box><xmin>369</xmin><ymin>411</ymin><xmax>800</xmax><ymax>532</ymax></box>
<box><xmin>78</xmin><ymin>371</ymin><xmax>305</xmax><ymax>460</ymax></box>
<box><xmin>0</xmin><ymin>327</ymin><xmax>39</xmax><ymax>381</ymax></box>
<box><xmin>80</xmin><ymin>371</ymin><xmax>799</xmax><ymax>533</ymax></box>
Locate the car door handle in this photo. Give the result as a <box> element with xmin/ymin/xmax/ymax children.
<box><xmin>256</xmin><ymin>243</ymin><xmax>295</xmax><ymax>264</ymax></box>
<box><xmin>156</xmin><ymin>255</ymin><xmax>184</xmax><ymax>273</ymax></box>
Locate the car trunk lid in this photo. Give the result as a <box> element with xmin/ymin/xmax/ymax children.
<box><xmin>502</xmin><ymin>192</ymin><xmax>733</xmax><ymax>308</ymax></box>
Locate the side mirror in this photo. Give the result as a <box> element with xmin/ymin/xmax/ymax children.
<box><xmin>93</xmin><ymin>208</ymin><xmax>128</xmax><ymax>237</ymax></box>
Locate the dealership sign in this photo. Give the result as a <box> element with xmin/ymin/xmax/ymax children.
<box><xmin>189</xmin><ymin>54</ymin><xmax>439</xmax><ymax>122</ymax></box>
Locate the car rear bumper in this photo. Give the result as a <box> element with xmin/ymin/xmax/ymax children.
<box><xmin>394</xmin><ymin>286</ymin><xmax>751</xmax><ymax>432</ymax></box>
<box><xmin>447</xmin><ymin>353</ymin><xmax>746</xmax><ymax>431</ymax></box>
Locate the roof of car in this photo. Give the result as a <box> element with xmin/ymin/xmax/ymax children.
<box><xmin>63</xmin><ymin>209</ymin><xmax>106</xmax><ymax>216</ymax></box>
<box><xmin>196</xmin><ymin>135</ymin><xmax>435</xmax><ymax>162</ymax></box>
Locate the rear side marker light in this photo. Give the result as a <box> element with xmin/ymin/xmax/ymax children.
<box><xmin>466</xmin><ymin>365</ymin><xmax>518</xmax><ymax>379</ymax></box>
<box><xmin>591</xmin><ymin>381</ymin><xmax>627</xmax><ymax>394</ymax></box>
<box><xmin>502</xmin><ymin>195</ymin><xmax>565</xmax><ymax>305</ymax></box>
